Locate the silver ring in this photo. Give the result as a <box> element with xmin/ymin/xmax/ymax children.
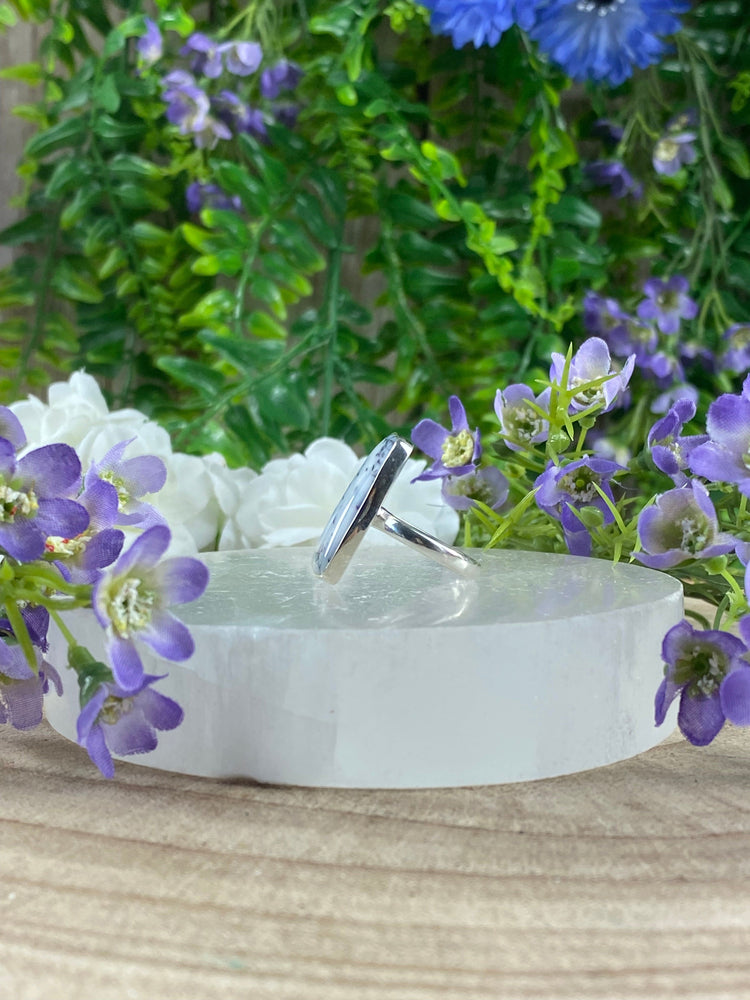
<box><xmin>312</xmin><ymin>433</ymin><xmax>480</xmax><ymax>584</ymax></box>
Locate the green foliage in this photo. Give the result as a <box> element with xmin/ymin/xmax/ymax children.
<box><xmin>0</xmin><ymin>0</ymin><xmax>748</xmax><ymax>467</ymax></box>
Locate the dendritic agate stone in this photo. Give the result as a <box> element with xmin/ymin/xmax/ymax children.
<box><xmin>45</xmin><ymin>547</ymin><xmax>683</xmax><ymax>787</ymax></box>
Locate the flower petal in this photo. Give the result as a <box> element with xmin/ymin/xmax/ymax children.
<box><xmin>141</xmin><ymin>610</ymin><xmax>195</xmax><ymax>662</ymax></box>
<box><xmin>720</xmin><ymin>668</ymin><xmax>750</xmax><ymax>726</ymax></box>
<box><xmin>17</xmin><ymin>443</ymin><xmax>81</xmax><ymax>496</ymax></box>
<box><xmin>677</xmin><ymin>690</ymin><xmax>725</xmax><ymax>746</ymax></box>
<box><xmin>410</xmin><ymin>419</ymin><xmax>448</xmax><ymax>460</ymax></box>
<box><xmin>107</xmin><ymin>636</ymin><xmax>145</xmax><ymax>691</ymax></box>
<box><xmin>106</xmin><ymin>710</ymin><xmax>158</xmax><ymax>756</ymax></box>
<box><xmin>84</xmin><ymin>723</ymin><xmax>115</xmax><ymax>779</ymax></box>
<box><xmin>137</xmin><ymin>686</ymin><xmax>184</xmax><ymax>731</ymax></box>
<box><xmin>152</xmin><ymin>556</ymin><xmax>209</xmax><ymax>605</ymax></box>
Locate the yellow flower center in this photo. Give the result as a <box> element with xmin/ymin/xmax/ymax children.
<box><xmin>0</xmin><ymin>483</ymin><xmax>38</xmax><ymax>522</ymax></box>
<box><xmin>441</xmin><ymin>430</ymin><xmax>474</xmax><ymax>468</ymax></box>
<box><xmin>109</xmin><ymin>577</ymin><xmax>155</xmax><ymax>638</ymax></box>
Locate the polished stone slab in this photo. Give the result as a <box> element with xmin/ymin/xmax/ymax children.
<box><xmin>45</xmin><ymin>547</ymin><xmax>683</xmax><ymax>787</ymax></box>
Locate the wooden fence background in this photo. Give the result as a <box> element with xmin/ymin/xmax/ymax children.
<box><xmin>0</xmin><ymin>22</ymin><xmax>40</xmax><ymax>269</ymax></box>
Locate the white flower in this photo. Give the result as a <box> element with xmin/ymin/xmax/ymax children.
<box><xmin>10</xmin><ymin>371</ymin><xmax>110</xmax><ymax>449</ymax></box>
<box><xmin>227</xmin><ymin>437</ymin><xmax>459</xmax><ymax>549</ymax></box>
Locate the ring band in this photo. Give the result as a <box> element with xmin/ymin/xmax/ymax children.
<box><xmin>372</xmin><ymin>507</ymin><xmax>479</xmax><ymax>575</ymax></box>
<box><xmin>312</xmin><ymin>433</ymin><xmax>480</xmax><ymax>584</ymax></box>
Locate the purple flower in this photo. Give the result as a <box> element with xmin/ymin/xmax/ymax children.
<box><xmin>656</xmin><ymin>621</ymin><xmax>750</xmax><ymax>746</ymax></box>
<box><xmin>192</xmin><ymin>115</ymin><xmax>233</xmax><ymax>150</ymax></box>
<box><xmin>186</xmin><ymin>181</ymin><xmax>243</xmax><ymax>215</ymax></box>
<box><xmin>529</xmin><ymin>0</ymin><xmax>689</xmax><ymax>88</ymax></box>
<box><xmin>76</xmin><ymin>673</ymin><xmax>183</xmax><ymax>779</ymax></box>
<box><xmin>85</xmin><ymin>439</ymin><xmax>167</xmax><ymax>528</ymax></box>
<box><xmin>635</xmin><ymin>480</ymin><xmax>736</xmax><ymax>569</ymax></box>
<box><xmin>647</xmin><ymin>398</ymin><xmax>708</xmax><ymax>484</ymax></box>
<box><xmin>162</xmin><ymin>71</ymin><xmax>211</xmax><ymax>135</ymax></box>
<box><xmin>592</xmin><ymin>118</ymin><xmax>624</xmax><ymax>146</ymax></box>
<box><xmin>667</xmin><ymin>108</ymin><xmax>698</xmax><ymax>132</ymax></box>
<box><xmin>653</xmin><ymin>131</ymin><xmax>697</xmax><ymax>176</ymax></box>
<box><xmin>688</xmin><ymin>391</ymin><xmax>750</xmax><ymax>495</ymax></box>
<box><xmin>720</xmin><ymin>323</ymin><xmax>750</xmax><ymax>375</ymax></box>
<box><xmin>274</xmin><ymin>104</ymin><xmax>300</xmax><ymax>129</ymax></box>
<box><xmin>636</xmin><ymin>275</ymin><xmax>698</xmax><ymax>336</ymax></box>
<box><xmin>181</xmin><ymin>32</ymin><xmax>224</xmax><ymax>78</ymax></box>
<box><xmin>584</xmin><ymin>160</ymin><xmax>643</xmax><ymax>199</ymax></box>
<box><xmin>494</xmin><ymin>384</ymin><xmax>550</xmax><ymax>452</ymax></box>
<box><xmin>92</xmin><ymin>524</ymin><xmax>209</xmax><ymax>690</ymax></box>
<box><xmin>0</xmin><ymin>604</ymin><xmax>50</xmax><ymax>652</ymax></box>
<box><xmin>0</xmin><ymin>440</ymin><xmax>88</xmax><ymax>563</ymax></box>
<box><xmin>411</xmin><ymin>396</ymin><xmax>481</xmax><ymax>481</ymax></box>
<box><xmin>0</xmin><ymin>406</ymin><xmax>26</xmax><ymax>451</ymax></box>
<box><xmin>441</xmin><ymin>466</ymin><xmax>509</xmax><ymax>511</ymax></box>
<box><xmin>220</xmin><ymin>40</ymin><xmax>263</xmax><ymax>76</ymax></box>
<box><xmin>0</xmin><ymin>639</ymin><xmax>43</xmax><ymax>730</ymax></box>
<box><xmin>550</xmin><ymin>337</ymin><xmax>635</xmax><ymax>414</ymax></box>
<box><xmin>583</xmin><ymin>292</ymin><xmax>657</xmax><ymax>363</ymax></box>
<box><xmin>47</xmin><ymin>478</ymin><xmax>124</xmax><ymax>584</ymax></box>
<box><xmin>214</xmin><ymin>90</ymin><xmax>267</xmax><ymax>139</ymax></box>
<box><xmin>650</xmin><ymin>381</ymin><xmax>698</xmax><ymax>415</ymax></box>
<box><xmin>260</xmin><ymin>60</ymin><xmax>303</xmax><ymax>100</ymax></box>
<box><xmin>420</xmin><ymin>0</ymin><xmax>536</xmax><ymax>48</ymax></box>
<box><xmin>136</xmin><ymin>17</ymin><xmax>162</xmax><ymax>68</ymax></box>
<box><xmin>535</xmin><ymin>456</ymin><xmax>624</xmax><ymax>556</ymax></box>
<box><xmin>0</xmin><ymin>638</ymin><xmax>61</xmax><ymax>731</ymax></box>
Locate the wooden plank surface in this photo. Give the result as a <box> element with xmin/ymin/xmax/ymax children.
<box><xmin>1</xmin><ymin>719</ymin><xmax>749</xmax><ymax>1000</ymax></box>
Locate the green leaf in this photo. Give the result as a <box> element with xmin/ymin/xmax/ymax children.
<box><xmin>548</xmin><ymin>195</ymin><xmax>601</xmax><ymax>228</ymax></box>
<box><xmin>213</xmin><ymin>162</ymin><xmax>270</xmax><ymax>214</ymax></box>
<box><xmin>201</xmin><ymin>208</ymin><xmax>251</xmax><ymax>246</ymax></box>
<box><xmin>309</xmin><ymin>4</ymin><xmax>356</xmax><ymax>37</ymax></box>
<box><xmin>102</xmin><ymin>26</ymin><xmax>125</xmax><ymax>57</ymax></box>
<box><xmin>0</xmin><ymin>211</ymin><xmax>50</xmax><ymax>246</ymax></box>
<box><xmin>256</xmin><ymin>378</ymin><xmax>310</xmax><ymax>431</ymax></box>
<box><xmin>51</xmin><ymin>260</ymin><xmax>104</xmax><ymax>303</ymax></box>
<box><xmin>92</xmin><ymin>74</ymin><xmax>121</xmax><ymax>113</ymax></box>
<box><xmin>721</xmin><ymin>136</ymin><xmax>750</xmax><ymax>179</ymax></box>
<box><xmin>131</xmin><ymin>221</ymin><xmax>171</xmax><ymax>246</ymax></box>
<box><xmin>178</xmin><ymin>289</ymin><xmax>235</xmax><ymax>327</ymax></box>
<box><xmin>92</xmin><ymin>114</ymin><xmax>146</xmax><ymax>142</ymax></box>
<box><xmin>250</xmin><ymin>275</ymin><xmax>286</xmax><ymax>318</ymax></box>
<box><xmin>97</xmin><ymin>246</ymin><xmax>127</xmax><ymax>279</ymax></box>
<box><xmin>25</xmin><ymin>117</ymin><xmax>86</xmax><ymax>159</ymax></box>
<box><xmin>0</xmin><ymin>4</ymin><xmax>18</xmax><ymax>28</ymax></box>
<box><xmin>294</xmin><ymin>190</ymin><xmax>339</xmax><ymax>248</ymax></box>
<box><xmin>247</xmin><ymin>309</ymin><xmax>287</xmax><ymax>340</ymax></box>
<box><xmin>0</xmin><ymin>61</ymin><xmax>42</xmax><ymax>84</ymax></box>
<box><xmin>156</xmin><ymin>356</ymin><xmax>225</xmax><ymax>397</ymax></box>
<box><xmin>45</xmin><ymin>155</ymin><xmax>87</xmax><ymax>198</ymax></box>
<box><xmin>192</xmin><ymin>250</ymin><xmax>244</xmax><ymax>276</ymax></box>
<box><xmin>108</xmin><ymin>152</ymin><xmax>162</xmax><ymax>180</ymax></box>
<box><xmin>59</xmin><ymin>185</ymin><xmax>102</xmax><ymax>227</ymax></box>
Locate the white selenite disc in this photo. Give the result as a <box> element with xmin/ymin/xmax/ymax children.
<box><xmin>45</xmin><ymin>547</ymin><xmax>683</xmax><ymax>787</ymax></box>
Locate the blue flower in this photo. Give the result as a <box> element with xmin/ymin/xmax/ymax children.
<box><xmin>77</xmin><ymin>672</ymin><xmax>183</xmax><ymax>779</ymax></box>
<box><xmin>441</xmin><ymin>466</ymin><xmax>509</xmax><ymax>511</ymax></box>
<box><xmin>411</xmin><ymin>396</ymin><xmax>481</xmax><ymax>481</ymax></box>
<box><xmin>584</xmin><ymin>160</ymin><xmax>642</xmax><ymax>199</ymax></box>
<box><xmin>421</xmin><ymin>0</ymin><xmax>536</xmax><ymax>50</ymax></box>
<box><xmin>647</xmin><ymin>398</ymin><xmax>707</xmax><ymax>485</ymax></box>
<box><xmin>529</xmin><ymin>0</ymin><xmax>689</xmax><ymax>88</ymax></box>
<box><xmin>136</xmin><ymin>17</ymin><xmax>162</xmax><ymax>69</ymax></box>
<box><xmin>92</xmin><ymin>524</ymin><xmax>209</xmax><ymax>690</ymax></box>
<box><xmin>656</xmin><ymin>621</ymin><xmax>750</xmax><ymax>746</ymax></box>
<box><xmin>534</xmin><ymin>456</ymin><xmax>624</xmax><ymax>556</ymax></box>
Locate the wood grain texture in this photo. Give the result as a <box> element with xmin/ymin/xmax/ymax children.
<box><xmin>0</xmin><ymin>22</ymin><xmax>41</xmax><ymax>271</ymax></box>
<box><xmin>1</xmin><ymin>720</ymin><xmax>750</xmax><ymax>1000</ymax></box>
